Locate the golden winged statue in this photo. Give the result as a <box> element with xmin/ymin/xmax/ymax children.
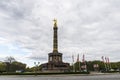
<box><xmin>53</xmin><ymin>19</ymin><xmax>57</xmax><ymax>27</ymax></box>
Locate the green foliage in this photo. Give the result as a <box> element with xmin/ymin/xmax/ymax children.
<box><xmin>0</xmin><ymin>56</ymin><xmax>26</xmax><ymax>72</ymax></box>
<box><xmin>10</xmin><ymin>61</ymin><xmax>26</xmax><ymax>72</ymax></box>
<box><xmin>71</xmin><ymin>60</ymin><xmax>120</xmax><ymax>72</ymax></box>
<box><xmin>3</xmin><ymin>56</ymin><xmax>26</xmax><ymax>72</ymax></box>
<box><xmin>25</xmin><ymin>67</ymin><xmax>33</xmax><ymax>72</ymax></box>
<box><xmin>25</xmin><ymin>65</ymin><xmax>41</xmax><ymax>72</ymax></box>
<box><xmin>0</xmin><ymin>62</ymin><xmax>6</xmax><ymax>72</ymax></box>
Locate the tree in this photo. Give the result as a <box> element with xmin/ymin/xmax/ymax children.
<box><xmin>71</xmin><ymin>60</ymin><xmax>105</xmax><ymax>72</ymax></box>
<box><xmin>4</xmin><ymin>56</ymin><xmax>16</xmax><ymax>72</ymax></box>
<box><xmin>25</xmin><ymin>67</ymin><xmax>33</xmax><ymax>72</ymax></box>
<box><xmin>5</xmin><ymin>56</ymin><xmax>15</xmax><ymax>63</ymax></box>
<box><xmin>10</xmin><ymin>61</ymin><xmax>26</xmax><ymax>72</ymax></box>
<box><xmin>0</xmin><ymin>62</ymin><xmax>6</xmax><ymax>73</ymax></box>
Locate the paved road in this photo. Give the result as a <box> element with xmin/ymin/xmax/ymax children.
<box><xmin>0</xmin><ymin>74</ymin><xmax>120</xmax><ymax>80</ymax></box>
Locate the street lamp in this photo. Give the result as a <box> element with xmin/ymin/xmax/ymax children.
<box><xmin>34</xmin><ymin>62</ymin><xmax>40</xmax><ymax>75</ymax></box>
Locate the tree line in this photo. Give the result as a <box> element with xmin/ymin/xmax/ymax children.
<box><xmin>71</xmin><ymin>60</ymin><xmax>120</xmax><ymax>72</ymax></box>
<box><xmin>0</xmin><ymin>56</ymin><xmax>120</xmax><ymax>73</ymax></box>
<box><xmin>0</xmin><ymin>56</ymin><xmax>26</xmax><ymax>73</ymax></box>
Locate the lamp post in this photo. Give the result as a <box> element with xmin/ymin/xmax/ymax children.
<box><xmin>34</xmin><ymin>62</ymin><xmax>40</xmax><ymax>75</ymax></box>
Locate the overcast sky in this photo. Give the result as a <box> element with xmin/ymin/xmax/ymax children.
<box><xmin>0</xmin><ymin>0</ymin><xmax>120</xmax><ymax>67</ymax></box>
